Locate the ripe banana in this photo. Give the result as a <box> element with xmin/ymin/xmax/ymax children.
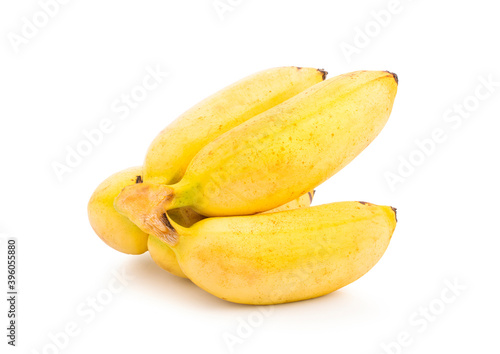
<box><xmin>88</xmin><ymin>167</ymin><xmax>148</xmax><ymax>255</ymax></box>
<box><xmin>148</xmin><ymin>190</ymin><xmax>314</xmax><ymax>278</ymax></box>
<box><xmin>88</xmin><ymin>67</ymin><xmax>325</xmax><ymax>255</ymax></box>
<box><xmin>144</xmin><ymin>66</ymin><xmax>326</xmax><ymax>184</ymax></box>
<box><xmin>163</xmin><ymin>201</ymin><xmax>397</xmax><ymax>305</ymax></box>
<box><xmin>115</xmin><ymin>71</ymin><xmax>398</xmax><ymax>240</ymax></box>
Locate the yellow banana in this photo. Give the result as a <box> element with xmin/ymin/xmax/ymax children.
<box><xmin>147</xmin><ymin>233</ymin><xmax>187</xmax><ymax>278</ymax></box>
<box><xmin>148</xmin><ymin>190</ymin><xmax>314</xmax><ymax>278</ymax></box>
<box><xmin>144</xmin><ymin>66</ymin><xmax>326</xmax><ymax>185</ymax></box>
<box><xmin>87</xmin><ymin>167</ymin><xmax>148</xmax><ymax>255</ymax></box>
<box><xmin>163</xmin><ymin>201</ymin><xmax>397</xmax><ymax>305</ymax></box>
<box><xmin>88</xmin><ymin>67</ymin><xmax>325</xmax><ymax>255</ymax></box>
<box><xmin>115</xmin><ymin>71</ymin><xmax>398</xmax><ymax>240</ymax></box>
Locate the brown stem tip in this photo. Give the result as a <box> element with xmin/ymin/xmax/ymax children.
<box><xmin>391</xmin><ymin>206</ymin><xmax>398</xmax><ymax>222</ymax></box>
<box><xmin>385</xmin><ymin>71</ymin><xmax>398</xmax><ymax>84</ymax></box>
<box><xmin>318</xmin><ymin>68</ymin><xmax>328</xmax><ymax>80</ymax></box>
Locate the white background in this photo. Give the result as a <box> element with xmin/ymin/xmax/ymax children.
<box><xmin>1</xmin><ymin>0</ymin><xmax>499</xmax><ymax>353</ymax></box>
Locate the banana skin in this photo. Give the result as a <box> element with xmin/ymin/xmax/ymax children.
<box><xmin>143</xmin><ymin>66</ymin><xmax>326</xmax><ymax>185</ymax></box>
<box><xmin>88</xmin><ymin>167</ymin><xmax>148</xmax><ymax>255</ymax></box>
<box><xmin>115</xmin><ymin>70</ymin><xmax>398</xmax><ymax>239</ymax></box>
<box><xmin>164</xmin><ymin>201</ymin><xmax>397</xmax><ymax>305</ymax></box>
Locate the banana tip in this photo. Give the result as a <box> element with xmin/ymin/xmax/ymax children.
<box><xmin>385</xmin><ymin>71</ymin><xmax>398</xmax><ymax>84</ymax></box>
<box><xmin>390</xmin><ymin>206</ymin><xmax>398</xmax><ymax>222</ymax></box>
<box><xmin>318</xmin><ymin>68</ymin><xmax>328</xmax><ymax>80</ymax></box>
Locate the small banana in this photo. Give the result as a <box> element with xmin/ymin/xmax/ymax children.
<box><xmin>115</xmin><ymin>71</ymin><xmax>398</xmax><ymax>240</ymax></box>
<box><xmin>87</xmin><ymin>167</ymin><xmax>148</xmax><ymax>255</ymax></box>
<box><xmin>88</xmin><ymin>67</ymin><xmax>325</xmax><ymax>255</ymax></box>
<box><xmin>147</xmin><ymin>233</ymin><xmax>187</xmax><ymax>278</ymax></box>
<box><xmin>162</xmin><ymin>201</ymin><xmax>397</xmax><ymax>305</ymax></box>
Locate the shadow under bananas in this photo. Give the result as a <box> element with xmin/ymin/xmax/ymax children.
<box><xmin>121</xmin><ymin>254</ymin><xmax>247</xmax><ymax>310</ymax></box>
<box><xmin>121</xmin><ymin>253</ymin><xmax>379</xmax><ymax>317</ymax></box>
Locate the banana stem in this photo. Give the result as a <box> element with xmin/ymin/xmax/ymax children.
<box><xmin>114</xmin><ymin>182</ymin><xmax>179</xmax><ymax>239</ymax></box>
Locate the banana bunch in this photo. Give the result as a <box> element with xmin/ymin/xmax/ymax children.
<box><xmin>88</xmin><ymin>67</ymin><xmax>398</xmax><ymax>304</ymax></box>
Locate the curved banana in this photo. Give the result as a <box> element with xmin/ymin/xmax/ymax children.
<box><xmin>89</xmin><ymin>67</ymin><xmax>325</xmax><ymax>255</ymax></box>
<box><xmin>115</xmin><ymin>71</ymin><xmax>398</xmax><ymax>240</ymax></box>
<box><xmin>87</xmin><ymin>167</ymin><xmax>148</xmax><ymax>255</ymax></box>
<box><xmin>163</xmin><ymin>201</ymin><xmax>397</xmax><ymax>305</ymax></box>
<box><xmin>144</xmin><ymin>66</ymin><xmax>326</xmax><ymax>184</ymax></box>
